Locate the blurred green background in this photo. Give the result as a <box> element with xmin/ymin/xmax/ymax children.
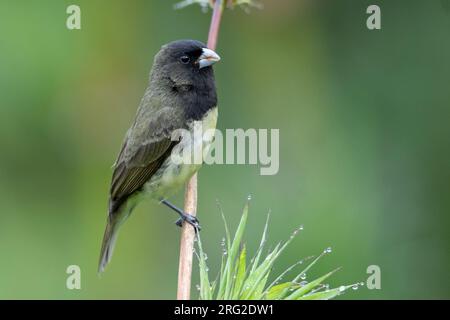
<box><xmin>0</xmin><ymin>0</ymin><xmax>449</xmax><ymax>299</ymax></box>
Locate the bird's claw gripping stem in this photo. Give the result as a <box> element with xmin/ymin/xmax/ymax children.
<box><xmin>175</xmin><ymin>214</ymin><xmax>201</xmax><ymax>232</ymax></box>
<box><xmin>160</xmin><ymin>199</ymin><xmax>201</xmax><ymax>231</ymax></box>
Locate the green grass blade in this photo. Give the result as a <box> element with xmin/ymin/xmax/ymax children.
<box><xmin>240</xmin><ymin>243</ymin><xmax>280</xmax><ymax>299</ymax></box>
<box><xmin>196</xmin><ymin>232</ymin><xmax>212</xmax><ymax>300</ymax></box>
<box><xmin>265</xmin><ymin>282</ymin><xmax>295</xmax><ymax>300</ymax></box>
<box><xmin>249</xmin><ymin>272</ymin><xmax>270</xmax><ymax>299</ymax></box>
<box><xmin>231</xmin><ymin>245</ymin><xmax>247</xmax><ymax>299</ymax></box>
<box><xmin>218</xmin><ymin>200</ymin><xmax>249</xmax><ymax>299</ymax></box>
<box><xmin>297</xmin><ymin>287</ymin><xmax>342</xmax><ymax>300</ymax></box>
<box><xmin>249</xmin><ymin>212</ymin><xmax>270</xmax><ymax>274</ymax></box>
<box><xmin>241</xmin><ymin>224</ymin><xmax>304</xmax><ymax>300</ymax></box>
<box><xmin>264</xmin><ymin>256</ymin><xmax>314</xmax><ymax>295</ymax></box>
<box><xmin>285</xmin><ymin>268</ymin><xmax>340</xmax><ymax>300</ymax></box>
<box><xmin>217</xmin><ymin>200</ymin><xmax>231</xmax><ymax>250</ymax></box>
<box><xmin>278</xmin><ymin>250</ymin><xmax>327</xmax><ymax>299</ymax></box>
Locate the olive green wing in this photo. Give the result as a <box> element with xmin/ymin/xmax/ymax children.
<box><xmin>109</xmin><ymin>107</ymin><xmax>183</xmax><ymax>214</ymax></box>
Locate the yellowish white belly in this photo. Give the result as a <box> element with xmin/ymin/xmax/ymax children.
<box><xmin>144</xmin><ymin>107</ymin><xmax>218</xmax><ymax>199</ymax></box>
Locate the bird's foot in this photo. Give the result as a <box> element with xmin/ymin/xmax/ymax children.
<box><xmin>175</xmin><ymin>213</ymin><xmax>201</xmax><ymax>231</ymax></box>
<box><xmin>160</xmin><ymin>199</ymin><xmax>201</xmax><ymax>231</ymax></box>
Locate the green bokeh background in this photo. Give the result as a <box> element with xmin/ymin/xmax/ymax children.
<box><xmin>0</xmin><ymin>0</ymin><xmax>449</xmax><ymax>299</ymax></box>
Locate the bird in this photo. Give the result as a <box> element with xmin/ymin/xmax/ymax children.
<box><xmin>98</xmin><ymin>40</ymin><xmax>220</xmax><ymax>273</ymax></box>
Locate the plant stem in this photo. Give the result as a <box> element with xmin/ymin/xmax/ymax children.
<box><xmin>176</xmin><ymin>0</ymin><xmax>225</xmax><ymax>300</ymax></box>
<box><xmin>177</xmin><ymin>174</ymin><xmax>197</xmax><ymax>300</ymax></box>
<box><xmin>207</xmin><ymin>0</ymin><xmax>224</xmax><ymax>51</ymax></box>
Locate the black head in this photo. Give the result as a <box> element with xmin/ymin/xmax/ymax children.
<box><xmin>151</xmin><ymin>40</ymin><xmax>220</xmax><ymax>88</ymax></box>
<box><xmin>147</xmin><ymin>40</ymin><xmax>220</xmax><ymax>121</ymax></box>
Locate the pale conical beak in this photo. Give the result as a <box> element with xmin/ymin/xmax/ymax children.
<box><xmin>198</xmin><ymin>48</ymin><xmax>221</xmax><ymax>69</ymax></box>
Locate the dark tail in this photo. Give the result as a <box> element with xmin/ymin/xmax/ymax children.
<box><xmin>98</xmin><ymin>216</ymin><xmax>120</xmax><ymax>274</ymax></box>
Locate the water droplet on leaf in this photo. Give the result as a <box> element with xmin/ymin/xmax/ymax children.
<box><xmin>324</xmin><ymin>247</ymin><xmax>332</xmax><ymax>254</ymax></box>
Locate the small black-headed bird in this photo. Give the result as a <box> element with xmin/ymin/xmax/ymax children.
<box><xmin>98</xmin><ymin>40</ymin><xmax>220</xmax><ymax>273</ymax></box>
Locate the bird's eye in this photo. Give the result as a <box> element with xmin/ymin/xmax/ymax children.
<box><xmin>180</xmin><ymin>56</ymin><xmax>190</xmax><ymax>64</ymax></box>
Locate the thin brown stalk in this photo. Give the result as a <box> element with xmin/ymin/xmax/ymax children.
<box><xmin>176</xmin><ymin>0</ymin><xmax>225</xmax><ymax>300</ymax></box>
